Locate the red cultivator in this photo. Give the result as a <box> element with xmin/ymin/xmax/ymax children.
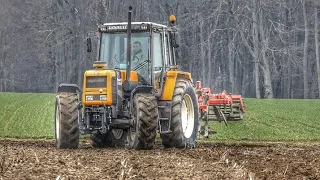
<box><xmin>196</xmin><ymin>81</ymin><xmax>245</xmax><ymax>138</ymax></box>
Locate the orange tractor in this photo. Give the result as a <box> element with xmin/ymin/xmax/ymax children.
<box><xmin>196</xmin><ymin>81</ymin><xmax>245</xmax><ymax>138</ymax></box>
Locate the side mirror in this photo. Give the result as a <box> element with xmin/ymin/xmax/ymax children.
<box><xmin>172</xmin><ymin>32</ymin><xmax>180</xmax><ymax>48</ymax></box>
<box><xmin>87</xmin><ymin>38</ymin><xmax>92</xmax><ymax>52</ymax></box>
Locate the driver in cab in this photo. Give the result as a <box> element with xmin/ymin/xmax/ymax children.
<box><xmin>121</xmin><ymin>41</ymin><xmax>148</xmax><ymax>81</ymax></box>
<box><xmin>131</xmin><ymin>41</ymin><xmax>147</xmax><ymax>68</ymax></box>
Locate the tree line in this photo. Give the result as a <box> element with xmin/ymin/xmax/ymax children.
<box><xmin>0</xmin><ymin>0</ymin><xmax>319</xmax><ymax>99</ymax></box>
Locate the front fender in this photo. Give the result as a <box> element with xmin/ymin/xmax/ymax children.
<box><xmin>57</xmin><ymin>83</ymin><xmax>81</xmax><ymax>94</ymax></box>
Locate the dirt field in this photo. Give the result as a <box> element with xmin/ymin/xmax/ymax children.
<box><xmin>0</xmin><ymin>139</ymin><xmax>319</xmax><ymax>180</ymax></box>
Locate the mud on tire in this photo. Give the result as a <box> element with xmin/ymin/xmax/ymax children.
<box><xmin>55</xmin><ymin>93</ymin><xmax>80</xmax><ymax>149</ymax></box>
<box><xmin>161</xmin><ymin>78</ymin><xmax>199</xmax><ymax>148</ymax></box>
<box><xmin>128</xmin><ymin>93</ymin><xmax>158</xmax><ymax>150</ymax></box>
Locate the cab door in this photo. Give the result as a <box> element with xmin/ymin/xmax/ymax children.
<box><xmin>152</xmin><ymin>31</ymin><xmax>164</xmax><ymax>89</ymax></box>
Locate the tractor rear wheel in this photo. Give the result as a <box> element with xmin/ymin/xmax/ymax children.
<box><xmin>91</xmin><ymin>131</ymin><xmax>113</xmax><ymax>148</ymax></box>
<box><xmin>111</xmin><ymin>129</ymin><xmax>128</xmax><ymax>147</ymax></box>
<box><xmin>91</xmin><ymin>129</ymin><xmax>128</xmax><ymax>148</ymax></box>
<box><xmin>127</xmin><ymin>93</ymin><xmax>158</xmax><ymax>150</ymax></box>
<box><xmin>161</xmin><ymin>78</ymin><xmax>199</xmax><ymax>148</ymax></box>
<box><xmin>54</xmin><ymin>93</ymin><xmax>80</xmax><ymax>149</ymax></box>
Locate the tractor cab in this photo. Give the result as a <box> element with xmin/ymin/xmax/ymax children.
<box><xmin>96</xmin><ymin>21</ymin><xmax>179</xmax><ymax>89</ymax></box>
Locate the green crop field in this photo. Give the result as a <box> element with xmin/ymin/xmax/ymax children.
<box><xmin>209</xmin><ymin>98</ymin><xmax>320</xmax><ymax>142</ymax></box>
<box><xmin>0</xmin><ymin>93</ymin><xmax>55</xmax><ymax>138</ymax></box>
<box><xmin>0</xmin><ymin>93</ymin><xmax>319</xmax><ymax>142</ymax></box>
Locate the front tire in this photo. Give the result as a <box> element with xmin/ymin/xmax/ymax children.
<box><xmin>127</xmin><ymin>93</ymin><xmax>158</xmax><ymax>150</ymax></box>
<box><xmin>161</xmin><ymin>78</ymin><xmax>199</xmax><ymax>148</ymax></box>
<box><xmin>55</xmin><ymin>93</ymin><xmax>80</xmax><ymax>149</ymax></box>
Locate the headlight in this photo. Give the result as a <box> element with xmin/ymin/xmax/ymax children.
<box><xmin>86</xmin><ymin>95</ymin><xmax>93</xmax><ymax>101</ymax></box>
<box><xmin>100</xmin><ymin>27</ymin><xmax>107</xmax><ymax>32</ymax></box>
<box><xmin>100</xmin><ymin>95</ymin><xmax>107</xmax><ymax>101</ymax></box>
<box><xmin>140</xmin><ymin>24</ymin><xmax>147</xmax><ymax>30</ymax></box>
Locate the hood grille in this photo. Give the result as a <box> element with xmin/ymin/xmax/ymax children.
<box><xmin>86</xmin><ymin>76</ymin><xmax>107</xmax><ymax>88</ymax></box>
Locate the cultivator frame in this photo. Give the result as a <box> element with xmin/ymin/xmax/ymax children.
<box><xmin>205</xmin><ymin>92</ymin><xmax>245</xmax><ymax>121</ymax></box>
<box><xmin>196</xmin><ymin>81</ymin><xmax>245</xmax><ymax>138</ymax></box>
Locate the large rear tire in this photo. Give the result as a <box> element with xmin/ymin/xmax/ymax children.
<box><xmin>127</xmin><ymin>93</ymin><xmax>158</xmax><ymax>150</ymax></box>
<box><xmin>161</xmin><ymin>78</ymin><xmax>199</xmax><ymax>148</ymax></box>
<box><xmin>55</xmin><ymin>93</ymin><xmax>80</xmax><ymax>149</ymax></box>
<box><xmin>91</xmin><ymin>131</ymin><xmax>113</xmax><ymax>148</ymax></box>
<box><xmin>91</xmin><ymin>129</ymin><xmax>128</xmax><ymax>148</ymax></box>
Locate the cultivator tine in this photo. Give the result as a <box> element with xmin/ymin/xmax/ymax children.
<box><xmin>198</xmin><ymin>110</ymin><xmax>216</xmax><ymax>139</ymax></box>
<box><xmin>198</xmin><ymin>120</ymin><xmax>209</xmax><ymax>138</ymax></box>
<box><xmin>204</xmin><ymin>122</ymin><xmax>209</xmax><ymax>138</ymax></box>
<box><xmin>213</xmin><ymin>106</ymin><xmax>227</xmax><ymax>126</ymax></box>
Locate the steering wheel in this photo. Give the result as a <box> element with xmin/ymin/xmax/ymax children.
<box><xmin>132</xmin><ymin>60</ymin><xmax>150</xmax><ymax>83</ymax></box>
<box><xmin>133</xmin><ymin>60</ymin><xmax>150</xmax><ymax>74</ymax></box>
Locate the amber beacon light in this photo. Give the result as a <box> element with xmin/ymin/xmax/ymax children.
<box><xmin>169</xmin><ymin>15</ymin><xmax>176</xmax><ymax>24</ymax></box>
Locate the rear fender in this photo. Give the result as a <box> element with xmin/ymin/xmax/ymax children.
<box><xmin>161</xmin><ymin>71</ymin><xmax>193</xmax><ymax>101</ymax></box>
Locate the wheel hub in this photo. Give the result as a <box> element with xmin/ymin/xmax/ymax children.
<box><xmin>112</xmin><ymin>129</ymin><xmax>124</xmax><ymax>140</ymax></box>
<box><xmin>181</xmin><ymin>94</ymin><xmax>195</xmax><ymax>138</ymax></box>
<box><xmin>55</xmin><ymin>104</ymin><xmax>60</xmax><ymax>141</ymax></box>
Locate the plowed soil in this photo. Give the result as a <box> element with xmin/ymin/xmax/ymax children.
<box><xmin>0</xmin><ymin>139</ymin><xmax>319</xmax><ymax>180</ymax></box>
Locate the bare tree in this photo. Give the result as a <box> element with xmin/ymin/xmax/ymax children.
<box><xmin>0</xmin><ymin>0</ymin><xmax>319</xmax><ymax>99</ymax></box>
<box><xmin>258</xmin><ymin>6</ymin><xmax>273</xmax><ymax>98</ymax></box>
<box><xmin>302</xmin><ymin>0</ymin><xmax>309</xmax><ymax>98</ymax></box>
<box><xmin>315</xmin><ymin>3</ymin><xmax>320</xmax><ymax>97</ymax></box>
<box><xmin>237</xmin><ymin>0</ymin><xmax>261</xmax><ymax>98</ymax></box>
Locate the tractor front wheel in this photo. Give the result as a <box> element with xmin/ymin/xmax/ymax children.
<box><xmin>127</xmin><ymin>93</ymin><xmax>158</xmax><ymax>150</ymax></box>
<box><xmin>54</xmin><ymin>93</ymin><xmax>80</xmax><ymax>149</ymax></box>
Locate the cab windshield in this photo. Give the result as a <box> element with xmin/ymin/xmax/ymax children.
<box><xmin>99</xmin><ymin>31</ymin><xmax>163</xmax><ymax>86</ymax></box>
<box><xmin>99</xmin><ymin>32</ymin><xmax>150</xmax><ymax>70</ymax></box>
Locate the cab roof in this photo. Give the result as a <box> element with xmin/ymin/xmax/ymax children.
<box><xmin>103</xmin><ymin>22</ymin><xmax>168</xmax><ymax>29</ymax></box>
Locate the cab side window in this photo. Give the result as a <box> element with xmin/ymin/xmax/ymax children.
<box><xmin>164</xmin><ymin>33</ymin><xmax>173</xmax><ymax>66</ymax></box>
<box><xmin>166</xmin><ymin>33</ymin><xmax>174</xmax><ymax>66</ymax></box>
<box><xmin>153</xmin><ymin>33</ymin><xmax>162</xmax><ymax>69</ymax></box>
<box><xmin>153</xmin><ymin>32</ymin><xmax>163</xmax><ymax>89</ymax></box>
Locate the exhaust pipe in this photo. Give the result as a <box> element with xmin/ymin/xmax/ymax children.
<box><xmin>123</xmin><ymin>6</ymin><xmax>138</xmax><ymax>92</ymax></box>
<box><xmin>126</xmin><ymin>6</ymin><xmax>132</xmax><ymax>81</ymax></box>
